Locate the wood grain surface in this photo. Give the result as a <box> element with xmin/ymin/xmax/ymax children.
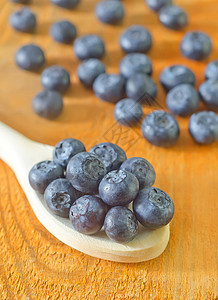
<box><xmin>0</xmin><ymin>0</ymin><xmax>217</xmax><ymax>299</ymax></box>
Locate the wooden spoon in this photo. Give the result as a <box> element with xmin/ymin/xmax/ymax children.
<box><xmin>0</xmin><ymin>122</ymin><xmax>170</xmax><ymax>263</ymax></box>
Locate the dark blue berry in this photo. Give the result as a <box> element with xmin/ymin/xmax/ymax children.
<box><xmin>104</xmin><ymin>206</ymin><xmax>138</xmax><ymax>243</ymax></box>
<box><xmin>11</xmin><ymin>0</ymin><xmax>30</xmax><ymax>3</ymax></box>
<box><xmin>120</xmin><ymin>53</ymin><xmax>152</xmax><ymax>79</ymax></box>
<box><xmin>44</xmin><ymin>178</ymin><xmax>78</xmax><ymax>218</ymax></box>
<box><xmin>114</xmin><ymin>98</ymin><xmax>143</xmax><ymax>126</ymax></box>
<box><xmin>50</xmin><ymin>0</ymin><xmax>80</xmax><ymax>9</ymax></box>
<box><xmin>50</xmin><ymin>20</ymin><xmax>77</xmax><ymax>44</ymax></box>
<box><xmin>166</xmin><ymin>84</ymin><xmax>199</xmax><ymax>117</ymax></box>
<box><xmin>93</xmin><ymin>73</ymin><xmax>125</xmax><ymax>103</ymax></box>
<box><xmin>120</xmin><ymin>157</ymin><xmax>156</xmax><ymax>189</ymax></box>
<box><xmin>69</xmin><ymin>195</ymin><xmax>107</xmax><ymax>234</ymax></box>
<box><xmin>77</xmin><ymin>59</ymin><xmax>106</xmax><ymax>88</ymax></box>
<box><xmin>32</xmin><ymin>90</ymin><xmax>63</xmax><ymax>119</ymax></box>
<box><xmin>189</xmin><ymin>111</ymin><xmax>218</xmax><ymax>145</ymax></box>
<box><xmin>145</xmin><ymin>0</ymin><xmax>172</xmax><ymax>11</ymax></box>
<box><xmin>160</xmin><ymin>65</ymin><xmax>196</xmax><ymax>91</ymax></box>
<box><xmin>180</xmin><ymin>31</ymin><xmax>212</xmax><ymax>61</ymax></box>
<box><xmin>74</xmin><ymin>35</ymin><xmax>105</xmax><ymax>60</ymax></box>
<box><xmin>53</xmin><ymin>138</ymin><xmax>86</xmax><ymax>169</ymax></box>
<box><xmin>95</xmin><ymin>1</ymin><xmax>125</xmax><ymax>24</ymax></box>
<box><xmin>205</xmin><ymin>60</ymin><xmax>218</xmax><ymax>80</ymax></box>
<box><xmin>66</xmin><ymin>152</ymin><xmax>106</xmax><ymax>194</ymax></box>
<box><xmin>126</xmin><ymin>73</ymin><xmax>157</xmax><ymax>102</ymax></box>
<box><xmin>15</xmin><ymin>44</ymin><xmax>45</xmax><ymax>72</ymax></box>
<box><xmin>133</xmin><ymin>187</ymin><xmax>174</xmax><ymax>230</ymax></box>
<box><xmin>199</xmin><ymin>80</ymin><xmax>218</xmax><ymax>111</ymax></box>
<box><xmin>159</xmin><ymin>5</ymin><xmax>188</xmax><ymax>30</ymax></box>
<box><xmin>9</xmin><ymin>7</ymin><xmax>36</xmax><ymax>33</ymax></box>
<box><xmin>41</xmin><ymin>65</ymin><xmax>71</xmax><ymax>94</ymax></box>
<box><xmin>120</xmin><ymin>25</ymin><xmax>152</xmax><ymax>53</ymax></box>
<box><xmin>29</xmin><ymin>161</ymin><xmax>64</xmax><ymax>194</ymax></box>
<box><xmin>89</xmin><ymin>142</ymin><xmax>127</xmax><ymax>172</ymax></box>
<box><xmin>99</xmin><ymin>170</ymin><xmax>139</xmax><ymax>206</ymax></box>
<box><xmin>141</xmin><ymin>110</ymin><xmax>180</xmax><ymax>147</ymax></box>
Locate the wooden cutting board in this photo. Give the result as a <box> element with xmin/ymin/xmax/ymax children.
<box><xmin>0</xmin><ymin>0</ymin><xmax>217</xmax><ymax>298</ymax></box>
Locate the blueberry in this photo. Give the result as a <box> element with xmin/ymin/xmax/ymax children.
<box><xmin>114</xmin><ymin>98</ymin><xmax>143</xmax><ymax>126</ymax></box>
<box><xmin>205</xmin><ymin>60</ymin><xmax>218</xmax><ymax>80</ymax></box>
<box><xmin>15</xmin><ymin>44</ymin><xmax>45</xmax><ymax>72</ymax></box>
<box><xmin>141</xmin><ymin>110</ymin><xmax>180</xmax><ymax>147</ymax></box>
<box><xmin>95</xmin><ymin>1</ymin><xmax>124</xmax><ymax>24</ymax></box>
<box><xmin>69</xmin><ymin>195</ymin><xmax>107</xmax><ymax>235</ymax></box>
<box><xmin>74</xmin><ymin>35</ymin><xmax>105</xmax><ymax>60</ymax></box>
<box><xmin>120</xmin><ymin>53</ymin><xmax>152</xmax><ymax>79</ymax></box>
<box><xmin>50</xmin><ymin>20</ymin><xmax>77</xmax><ymax>44</ymax></box>
<box><xmin>145</xmin><ymin>0</ymin><xmax>172</xmax><ymax>12</ymax></box>
<box><xmin>104</xmin><ymin>206</ymin><xmax>138</xmax><ymax>243</ymax></box>
<box><xmin>11</xmin><ymin>0</ymin><xmax>30</xmax><ymax>3</ymax></box>
<box><xmin>89</xmin><ymin>142</ymin><xmax>127</xmax><ymax>172</ymax></box>
<box><xmin>120</xmin><ymin>25</ymin><xmax>152</xmax><ymax>53</ymax></box>
<box><xmin>41</xmin><ymin>65</ymin><xmax>70</xmax><ymax>94</ymax></box>
<box><xmin>44</xmin><ymin>178</ymin><xmax>78</xmax><ymax>217</ymax></box>
<box><xmin>93</xmin><ymin>73</ymin><xmax>125</xmax><ymax>103</ymax></box>
<box><xmin>50</xmin><ymin>0</ymin><xmax>80</xmax><ymax>9</ymax></box>
<box><xmin>32</xmin><ymin>90</ymin><xmax>63</xmax><ymax>120</ymax></box>
<box><xmin>120</xmin><ymin>157</ymin><xmax>156</xmax><ymax>189</ymax></box>
<box><xmin>133</xmin><ymin>187</ymin><xmax>174</xmax><ymax>230</ymax></box>
<box><xmin>199</xmin><ymin>79</ymin><xmax>218</xmax><ymax>112</ymax></box>
<box><xmin>9</xmin><ymin>7</ymin><xmax>36</xmax><ymax>33</ymax></box>
<box><xmin>77</xmin><ymin>59</ymin><xmax>106</xmax><ymax>88</ymax></box>
<box><xmin>160</xmin><ymin>65</ymin><xmax>196</xmax><ymax>91</ymax></box>
<box><xmin>99</xmin><ymin>170</ymin><xmax>139</xmax><ymax>206</ymax></box>
<box><xmin>166</xmin><ymin>84</ymin><xmax>199</xmax><ymax>117</ymax></box>
<box><xmin>180</xmin><ymin>31</ymin><xmax>212</xmax><ymax>61</ymax></box>
<box><xmin>126</xmin><ymin>73</ymin><xmax>157</xmax><ymax>102</ymax></box>
<box><xmin>66</xmin><ymin>152</ymin><xmax>106</xmax><ymax>194</ymax></box>
<box><xmin>159</xmin><ymin>5</ymin><xmax>188</xmax><ymax>30</ymax></box>
<box><xmin>29</xmin><ymin>161</ymin><xmax>64</xmax><ymax>194</ymax></box>
<box><xmin>189</xmin><ymin>111</ymin><xmax>218</xmax><ymax>145</ymax></box>
<box><xmin>53</xmin><ymin>138</ymin><xmax>86</xmax><ymax>169</ymax></box>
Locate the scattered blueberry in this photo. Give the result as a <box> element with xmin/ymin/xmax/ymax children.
<box><xmin>15</xmin><ymin>44</ymin><xmax>45</xmax><ymax>72</ymax></box>
<box><xmin>9</xmin><ymin>7</ymin><xmax>37</xmax><ymax>33</ymax></box>
<box><xmin>114</xmin><ymin>98</ymin><xmax>143</xmax><ymax>126</ymax></box>
<box><xmin>133</xmin><ymin>187</ymin><xmax>174</xmax><ymax>230</ymax></box>
<box><xmin>66</xmin><ymin>152</ymin><xmax>106</xmax><ymax>194</ymax></box>
<box><xmin>95</xmin><ymin>1</ymin><xmax>125</xmax><ymax>24</ymax></box>
<box><xmin>120</xmin><ymin>25</ymin><xmax>152</xmax><ymax>53</ymax></box>
<box><xmin>41</xmin><ymin>65</ymin><xmax>71</xmax><ymax>94</ymax></box>
<box><xmin>119</xmin><ymin>53</ymin><xmax>152</xmax><ymax>79</ymax></box>
<box><xmin>50</xmin><ymin>20</ymin><xmax>77</xmax><ymax>44</ymax></box>
<box><xmin>180</xmin><ymin>31</ymin><xmax>212</xmax><ymax>61</ymax></box>
<box><xmin>159</xmin><ymin>5</ymin><xmax>188</xmax><ymax>30</ymax></box>
<box><xmin>32</xmin><ymin>90</ymin><xmax>63</xmax><ymax>120</ymax></box>
<box><xmin>44</xmin><ymin>178</ymin><xmax>77</xmax><ymax>217</ymax></box>
<box><xmin>11</xmin><ymin>0</ymin><xmax>30</xmax><ymax>3</ymax></box>
<box><xmin>77</xmin><ymin>59</ymin><xmax>106</xmax><ymax>88</ymax></box>
<box><xmin>145</xmin><ymin>0</ymin><xmax>172</xmax><ymax>12</ymax></box>
<box><xmin>141</xmin><ymin>110</ymin><xmax>180</xmax><ymax>147</ymax></box>
<box><xmin>104</xmin><ymin>206</ymin><xmax>138</xmax><ymax>243</ymax></box>
<box><xmin>199</xmin><ymin>80</ymin><xmax>218</xmax><ymax>111</ymax></box>
<box><xmin>29</xmin><ymin>160</ymin><xmax>64</xmax><ymax>194</ymax></box>
<box><xmin>205</xmin><ymin>60</ymin><xmax>218</xmax><ymax>80</ymax></box>
<box><xmin>189</xmin><ymin>111</ymin><xmax>218</xmax><ymax>145</ymax></box>
<box><xmin>99</xmin><ymin>170</ymin><xmax>139</xmax><ymax>206</ymax></box>
<box><xmin>93</xmin><ymin>73</ymin><xmax>125</xmax><ymax>103</ymax></box>
<box><xmin>126</xmin><ymin>73</ymin><xmax>157</xmax><ymax>102</ymax></box>
<box><xmin>50</xmin><ymin>0</ymin><xmax>80</xmax><ymax>9</ymax></box>
<box><xmin>166</xmin><ymin>84</ymin><xmax>199</xmax><ymax>117</ymax></box>
<box><xmin>74</xmin><ymin>35</ymin><xmax>105</xmax><ymax>60</ymax></box>
<box><xmin>89</xmin><ymin>142</ymin><xmax>127</xmax><ymax>172</ymax></box>
<box><xmin>69</xmin><ymin>195</ymin><xmax>107</xmax><ymax>234</ymax></box>
<box><xmin>120</xmin><ymin>157</ymin><xmax>156</xmax><ymax>189</ymax></box>
<box><xmin>160</xmin><ymin>65</ymin><xmax>196</xmax><ymax>91</ymax></box>
<box><xmin>53</xmin><ymin>138</ymin><xmax>86</xmax><ymax>169</ymax></box>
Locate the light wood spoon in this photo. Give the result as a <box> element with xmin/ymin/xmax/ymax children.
<box><xmin>0</xmin><ymin>122</ymin><xmax>170</xmax><ymax>263</ymax></box>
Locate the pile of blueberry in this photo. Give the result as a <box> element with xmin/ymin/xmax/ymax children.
<box><xmin>29</xmin><ymin>139</ymin><xmax>175</xmax><ymax>243</ymax></box>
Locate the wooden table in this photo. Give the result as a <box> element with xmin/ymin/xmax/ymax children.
<box><xmin>0</xmin><ymin>0</ymin><xmax>217</xmax><ymax>298</ymax></box>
